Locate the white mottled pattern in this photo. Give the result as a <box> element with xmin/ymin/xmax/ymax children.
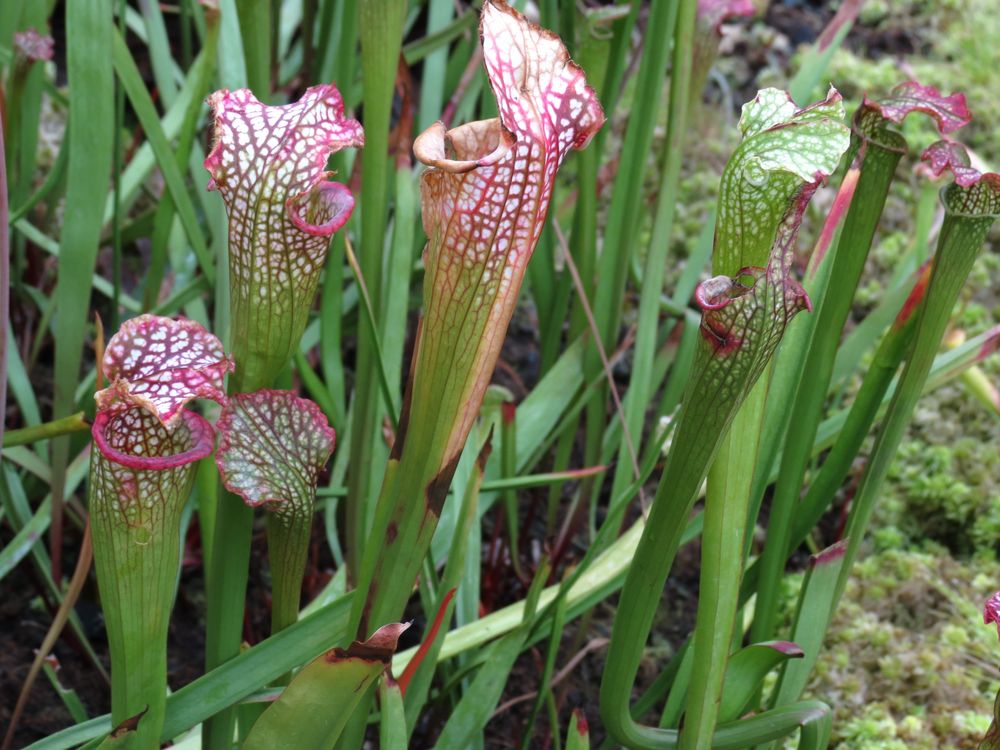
<box><xmin>412</xmin><ymin>0</ymin><xmax>604</xmax><ymax>465</ymax></box>
<box><xmin>95</xmin><ymin>314</ymin><xmax>233</xmax><ymax>425</ymax></box>
<box><xmin>716</xmin><ymin>86</ymin><xmax>849</xmax><ymax>275</ymax></box>
<box><xmin>204</xmin><ymin>85</ymin><xmax>363</xmax><ymax>387</ymax></box>
<box><xmin>215</xmin><ymin>390</ymin><xmax>335</xmax><ymax>513</ymax></box>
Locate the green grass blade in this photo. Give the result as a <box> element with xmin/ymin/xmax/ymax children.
<box><xmin>380</xmin><ymin>165</ymin><xmax>419</xmax><ymax>418</ymax></box>
<box><xmin>431</xmin><ymin>564</ymin><xmax>548</xmax><ymax>750</ymax></box>
<box><xmin>1</xmin><ymin>97</ymin><xmax>10</xmax><ymax>458</ymax></box>
<box><xmin>788</xmin><ymin>0</ymin><xmax>862</xmax><ymax>104</ymax></box>
<box><xmin>12</xmin><ymin>219</ymin><xmax>141</xmax><ymax>312</ymax></box>
<box><xmin>41</xmin><ymin>659</ymin><xmax>90</xmax><ymax>724</ymax></box>
<box><xmin>344</xmin><ymin>0</ymin><xmax>408</xmax><ymax>578</ymax></box>
<box><xmin>0</xmin><ymin>495</ymin><xmax>51</xmax><ymax>581</ymax></box>
<box><xmin>772</xmin><ymin>542</ymin><xmax>847</xmax><ymax>707</ymax></box>
<box><xmin>50</xmin><ymin>0</ymin><xmax>115</xmax><ymax>580</ymax></box>
<box><xmin>110</xmin><ymin>28</ymin><xmax>215</xmax><ymax>284</ymax></box>
<box><xmin>318</xmin><ymin>242</ymin><xmax>347</xmax><ymax>428</ymax></box>
<box><xmin>216</xmin><ymin>0</ymin><xmax>248</xmax><ymax>88</ymax></box>
<box><xmin>235</xmin><ymin>0</ymin><xmax>271</xmax><ymax>96</ymax></box>
<box><xmin>416</xmin><ymin>0</ymin><xmax>454</xmax><ymax>130</ymax></box>
<box><xmin>136</xmin><ymin>0</ymin><xmax>179</xmax><ymax>106</ymax></box>
<box><xmin>4</xmin><ymin>325</ymin><xmax>42</xmax><ymax>430</ymax></box>
<box><xmin>379</xmin><ymin>678</ymin><xmax>407</xmax><ymax>750</ymax></box>
<box><xmin>143</xmin><ymin>14</ymin><xmax>220</xmax><ymax>309</ymax></box>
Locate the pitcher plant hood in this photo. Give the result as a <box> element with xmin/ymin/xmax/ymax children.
<box><xmin>95</xmin><ymin>314</ymin><xmax>232</xmax><ymax>427</ymax></box>
<box><xmin>204</xmin><ymin>84</ymin><xmax>364</xmax><ymax>390</ymax></box>
<box><xmin>215</xmin><ymin>389</ymin><xmax>335</xmax><ymax>513</ymax></box>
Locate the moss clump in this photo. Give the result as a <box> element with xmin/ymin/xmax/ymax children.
<box><xmin>877</xmin><ymin>404</ymin><xmax>1000</xmax><ymax>558</ymax></box>
<box><xmin>800</xmin><ymin>549</ymin><xmax>1000</xmax><ymax>748</ymax></box>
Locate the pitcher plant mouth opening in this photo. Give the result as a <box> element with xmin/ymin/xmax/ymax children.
<box><xmin>286</xmin><ymin>180</ymin><xmax>355</xmax><ymax>236</ymax></box>
<box><xmin>92</xmin><ymin>409</ymin><xmax>216</xmax><ymax>472</ymax></box>
<box><xmin>413</xmin><ymin>118</ymin><xmax>515</xmax><ymax>173</ymax></box>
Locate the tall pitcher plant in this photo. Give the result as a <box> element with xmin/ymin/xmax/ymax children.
<box><xmin>601</xmin><ymin>88</ymin><xmax>852</xmax><ymax>748</ymax></box>
<box><xmin>201</xmin><ymin>82</ymin><xmax>362</xmax><ymax>748</ymax></box>
<box><xmin>349</xmin><ymin>0</ymin><xmax>604</xmax><ymax>639</ymax></box>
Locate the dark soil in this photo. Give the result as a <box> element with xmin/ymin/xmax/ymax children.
<box><xmin>0</xmin><ymin>513</ymin><xmax>348</xmax><ymax>748</ymax></box>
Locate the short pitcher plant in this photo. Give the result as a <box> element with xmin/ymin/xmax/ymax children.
<box><xmin>89</xmin><ymin>315</ymin><xmax>232</xmax><ymax>747</ymax></box>
<box><xmin>215</xmin><ymin>389</ymin><xmax>335</xmax><ymax>635</ymax></box>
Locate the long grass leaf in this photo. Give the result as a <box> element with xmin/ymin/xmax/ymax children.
<box><xmin>111</xmin><ymin>29</ymin><xmax>215</xmax><ymax>284</ymax></box>
<box><xmin>50</xmin><ymin>0</ymin><xmax>115</xmax><ymax>580</ymax></box>
<box><xmin>344</xmin><ymin>0</ymin><xmax>408</xmax><ymax>581</ymax></box>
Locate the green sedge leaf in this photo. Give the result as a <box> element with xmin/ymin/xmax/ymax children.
<box><xmin>773</xmin><ymin>541</ymin><xmax>849</xmax><ymax>707</ymax></box>
<box><xmin>717</xmin><ymin>641</ymin><xmax>804</xmax><ymax>724</ymax></box>
<box><xmin>95</xmin><ymin>315</ymin><xmax>232</xmax><ymax>426</ymax></box>
<box><xmin>204</xmin><ymin>85</ymin><xmax>364</xmax><ymax>390</ymax></box>
<box><xmin>215</xmin><ymin>390</ymin><xmax>335</xmax><ymax>512</ymax></box>
<box><xmin>717</xmin><ymin>86</ymin><xmax>849</xmax><ymax>275</ymax></box>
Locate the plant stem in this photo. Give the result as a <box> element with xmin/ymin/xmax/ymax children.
<box><xmin>4</xmin><ymin>413</ymin><xmax>90</xmax><ymax>448</ymax></box>
<box><xmin>751</xmin><ymin>132</ymin><xmax>903</xmax><ymax>647</ymax></box>
<box><xmin>681</xmin><ymin>379</ymin><xmax>765</xmax><ymax>748</ymax></box>
<box><xmin>267</xmin><ymin>508</ymin><xmax>311</xmax><ymax>637</ymax></box>
<box><xmin>832</xmin><ymin>178</ymin><xmax>1000</xmax><ymax>607</ymax></box>
<box><xmin>202</xmin><ymin>492</ymin><xmax>254</xmax><ymax>749</ymax></box>
<box><xmin>788</xmin><ymin>265</ymin><xmax>927</xmax><ymax>550</ymax></box>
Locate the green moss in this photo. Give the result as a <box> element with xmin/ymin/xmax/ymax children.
<box><xmin>802</xmin><ymin>549</ymin><xmax>1000</xmax><ymax>747</ymax></box>
<box><xmin>878</xmin><ymin>422</ymin><xmax>1000</xmax><ymax>558</ymax></box>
